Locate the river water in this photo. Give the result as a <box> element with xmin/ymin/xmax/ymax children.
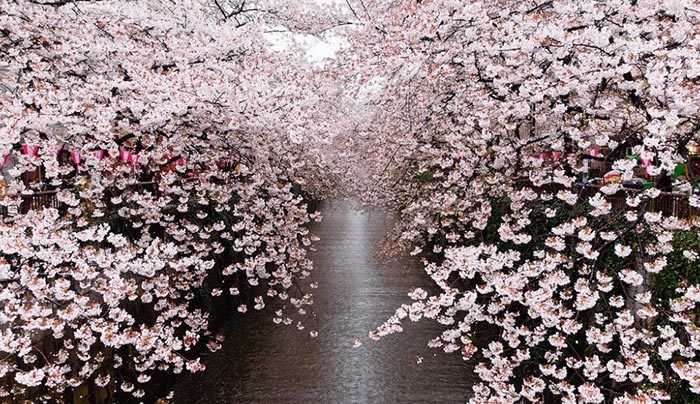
<box><xmin>173</xmin><ymin>200</ymin><xmax>472</xmax><ymax>404</ymax></box>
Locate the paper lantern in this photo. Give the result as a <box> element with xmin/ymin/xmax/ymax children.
<box><xmin>119</xmin><ymin>150</ymin><xmax>130</xmax><ymax>163</ymax></box>
<box><xmin>21</xmin><ymin>144</ymin><xmax>39</xmax><ymax>157</ymax></box>
<box><xmin>70</xmin><ymin>151</ymin><xmax>81</xmax><ymax>166</ymax></box>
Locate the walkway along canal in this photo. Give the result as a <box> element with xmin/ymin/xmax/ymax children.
<box><xmin>173</xmin><ymin>200</ymin><xmax>473</xmax><ymax>403</ymax></box>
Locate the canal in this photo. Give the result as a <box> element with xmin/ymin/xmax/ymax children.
<box><xmin>173</xmin><ymin>200</ymin><xmax>473</xmax><ymax>403</ymax></box>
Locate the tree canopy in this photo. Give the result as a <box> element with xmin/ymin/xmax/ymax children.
<box><xmin>2</xmin><ymin>0</ymin><xmax>700</xmax><ymax>403</ymax></box>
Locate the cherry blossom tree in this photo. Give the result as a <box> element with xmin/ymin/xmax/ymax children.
<box><xmin>0</xmin><ymin>0</ymin><xmax>346</xmax><ymax>402</ymax></box>
<box><xmin>338</xmin><ymin>0</ymin><xmax>700</xmax><ymax>402</ymax></box>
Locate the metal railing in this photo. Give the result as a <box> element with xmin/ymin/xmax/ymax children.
<box><xmin>1</xmin><ymin>178</ymin><xmax>201</xmax><ymax>218</ymax></box>
<box><xmin>1</xmin><ymin>190</ymin><xmax>60</xmax><ymax>217</ymax></box>
<box><xmin>6</xmin><ymin>182</ymin><xmax>697</xmax><ymax>219</ymax></box>
<box><xmin>579</xmin><ymin>184</ymin><xmax>699</xmax><ymax>218</ymax></box>
<box><xmin>22</xmin><ymin>190</ymin><xmax>61</xmax><ymax>212</ymax></box>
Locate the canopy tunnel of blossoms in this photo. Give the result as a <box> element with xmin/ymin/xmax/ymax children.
<box><xmin>3</xmin><ymin>0</ymin><xmax>700</xmax><ymax>403</ymax></box>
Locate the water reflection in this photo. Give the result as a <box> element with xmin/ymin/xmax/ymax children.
<box><xmin>173</xmin><ymin>200</ymin><xmax>472</xmax><ymax>403</ymax></box>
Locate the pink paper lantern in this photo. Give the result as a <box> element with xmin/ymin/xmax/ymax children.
<box><xmin>21</xmin><ymin>144</ymin><xmax>39</xmax><ymax>157</ymax></box>
<box><xmin>119</xmin><ymin>150</ymin><xmax>130</xmax><ymax>163</ymax></box>
<box><xmin>70</xmin><ymin>151</ymin><xmax>81</xmax><ymax>166</ymax></box>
